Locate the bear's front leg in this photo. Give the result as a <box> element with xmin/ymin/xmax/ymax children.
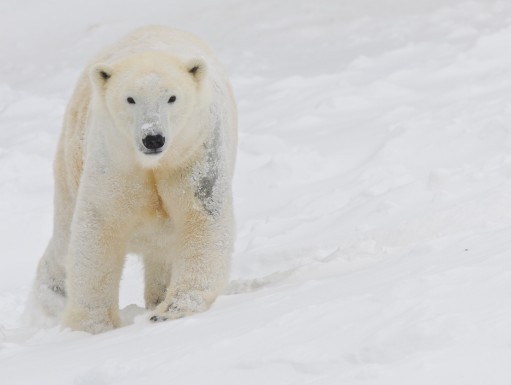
<box><xmin>63</xmin><ymin>182</ymin><xmax>131</xmax><ymax>334</ymax></box>
<box><xmin>151</xmin><ymin>204</ymin><xmax>233</xmax><ymax>322</ymax></box>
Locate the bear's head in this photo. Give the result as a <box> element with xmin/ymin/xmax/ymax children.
<box><xmin>90</xmin><ymin>52</ymin><xmax>208</xmax><ymax>167</ymax></box>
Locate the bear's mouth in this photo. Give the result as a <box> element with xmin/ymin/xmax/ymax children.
<box><xmin>142</xmin><ymin>148</ymin><xmax>164</xmax><ymax>155</ymax></box>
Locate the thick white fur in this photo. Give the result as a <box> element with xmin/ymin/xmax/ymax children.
<box><xmin>31</xmin><ymin>26</ymin><xmax>237</xmax><ymax>334</ymax></box>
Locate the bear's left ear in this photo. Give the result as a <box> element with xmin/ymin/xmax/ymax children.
<box><xmin>90</xmin><ymin>63</ymin><xmax>113</xmax><ymax>91</ymax></box>
<box><xmin>186</xmin><ymin>58</ymin><xmax>207</xmax><ymax>83</ymax></box>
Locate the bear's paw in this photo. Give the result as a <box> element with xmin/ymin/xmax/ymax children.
<box><xmin>150</xmin><ymin>290</ymin><xmax>209</xmax><ymax>322</ymax></box>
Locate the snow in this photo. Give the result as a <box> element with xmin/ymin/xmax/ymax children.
<box><xmin>1</xmin><ymin>0</ymin><xmax>511</xmax><ymax>383</ymax></box>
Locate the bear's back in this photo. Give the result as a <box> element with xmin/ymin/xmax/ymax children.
<box><xmin>93</xmin><ymin>26</ymin><xmax>223</xmax><ymax>76</ymax></box>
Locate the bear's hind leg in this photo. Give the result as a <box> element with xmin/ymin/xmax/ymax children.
<box><xmin>29</xmin><ymin>239</ymin><xmax>67</xmax><ymax>323</ymax></box>
<box><xmin>30</xmin><ymin>172</ymin><xmax>75</xmax><ymax>324</ymax></box>
<box><xmin>143</xmin><ymin>255</ymin><xmax>171</xmax><ymax>310</ymax></box>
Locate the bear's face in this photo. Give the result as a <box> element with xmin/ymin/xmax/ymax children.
<box><xmin>90</xmin><ymin>53</ymin><xmax>207</xmax><ymax>166</ymax></box>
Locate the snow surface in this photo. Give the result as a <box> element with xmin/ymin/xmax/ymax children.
<box><xmin>2</xmin><ymin>0</ymin><xmax>511</xmax><ymax>383</ymax></box>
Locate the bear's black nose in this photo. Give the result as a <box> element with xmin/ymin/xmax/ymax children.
<box><xmin>142</xmin><ymin>134</ymin><xmax>165</xmax><ymax>150</ymax></box>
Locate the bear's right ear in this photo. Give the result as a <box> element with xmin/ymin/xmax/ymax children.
<box><xmin>90</xmin><ymin>63</ymin><xmax>113</xmax><ymax>90</ymax></box>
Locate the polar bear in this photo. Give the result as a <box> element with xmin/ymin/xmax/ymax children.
<box><xmin>31</xmin><ymin>26</ymin><xmax>237</xmax><ymax>334</ymax></box>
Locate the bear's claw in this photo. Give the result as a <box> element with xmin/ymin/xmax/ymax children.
<box><xmin>150</xmin><ymin>315</ymin><xmax>168</xmax><ymax>322</ymax></box>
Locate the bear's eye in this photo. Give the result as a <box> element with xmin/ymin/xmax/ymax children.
<box><xmin>127</xmin><ymin>97</ymin><xmax>136</xmax><ymax>104</ymax></box>
<box><xmin>168</xmin><ymin>95</ymin><xmax>177</xmax><ymax>103</ymax></box>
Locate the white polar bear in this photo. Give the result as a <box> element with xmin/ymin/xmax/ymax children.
<box><xmin>31</xmin><ymin>26</ymin><xmax>237</xmax><ymax>334</ymax></box>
